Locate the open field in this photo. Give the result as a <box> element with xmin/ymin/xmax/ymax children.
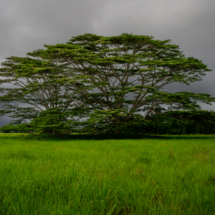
<box><xmin>0</xmin><ymin>134</ymin><xmax>215</xmax><ymax>214</ymax></box>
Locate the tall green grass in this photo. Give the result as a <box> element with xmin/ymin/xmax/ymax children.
<box><xmin>0</xmin><ymin>134</ymin><xmax>215</xmax><ymax>214</ymax></box>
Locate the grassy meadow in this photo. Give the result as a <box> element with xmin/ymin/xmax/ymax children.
<box><xmin>0</xmin><ymin>134</ymin><xmax>215</xmax><ymax>214</ymax></box>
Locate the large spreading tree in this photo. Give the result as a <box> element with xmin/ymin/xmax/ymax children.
<box><xmin>42</xmin><ymin>33</ymin><xmax>214</xmax><ymax>134</ymax></box>
<box><xmin>0</xmin><ymin>33</ymin><xmax>214</xmax><ymax>134</ymax></box>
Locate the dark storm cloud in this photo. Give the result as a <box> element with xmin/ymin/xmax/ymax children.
<box><xmin>0</xmin><ymin>0</ymin><xmax>215</xmax><ymax>125</ymax></box>
<box><xmin>0</xmin><ymin>0</ymin><xmax>104</xmax><ymax>57</ymax></box>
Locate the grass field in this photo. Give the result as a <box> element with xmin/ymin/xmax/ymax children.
<box><xmin>0</xmin><ymin>134</ymin><xmax>215</xmax><ymax>215</ymax></box>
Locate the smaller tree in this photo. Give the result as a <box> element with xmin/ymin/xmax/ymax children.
<box><xmin>0</xmin><ymin>50</ymin><xmax>87</xmax><ymax>134</ymax></box>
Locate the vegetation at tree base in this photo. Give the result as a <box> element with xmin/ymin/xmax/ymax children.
<box><xmin>0</xmin><ymin>33</ymin><xmax>215</xmax><ymax>135</ymax></box>
<box><xmin>149</xmin><ymin>110</ymin><xmax>215</xmax><ymax>134</ymax></box>
<box><xmin>120</xmin><ymin>110</ymin><xmax>215</xmax><ymax>135</ymax></box>
<box><xmin>4</xmin><ymin>110</ymin><xmax>214</xmax><ymax>135</ymax></box>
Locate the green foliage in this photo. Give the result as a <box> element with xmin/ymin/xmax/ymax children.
<box><xmin>1</xmin><ymin>107</ymin><xmax>88</xmax><ymax>135</ymax></box>
<box><xmin>159</xmin><ymin>110</ymin><xmax>215</xmax><ymax>134</ymax></box>
<box><xmin>0</xmin><ymin>33</ymin><xmax>215</xmax><ymax>135</ymax></box>
<box><xmin>132</xmin><ymin>110</ymin><xmax>215</xmax><ymax>135</ymax></box>
<box><xmin>24</xmin><ymin>108</ymin><xmax>74</xmax><ymax>135</ymax></box>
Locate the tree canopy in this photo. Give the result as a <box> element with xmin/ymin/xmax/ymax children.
<box><xmin>0</xmin><ymin>33</ymin><xmax>214</xmax><ymax>134</ymax></box>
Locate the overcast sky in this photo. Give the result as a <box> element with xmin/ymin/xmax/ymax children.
<box><xmin>0</xmin><ymin>0</ymin><xmax>215</xmax><ymax>126</ymax></box>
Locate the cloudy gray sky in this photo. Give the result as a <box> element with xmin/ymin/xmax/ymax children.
<box><xmin>0</xmin><ymin>0</ymin><xmax>215</xmax><ymax>126</ymax></box>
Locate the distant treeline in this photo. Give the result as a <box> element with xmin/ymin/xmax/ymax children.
<box><xmin>1</xmin><ymin>110</ymin><xmax>215</xmax><ymax>135</ymax></box>
<box><xmin>98</xmin><ymin>110</ymin><xmax>215</xmax><ymax>135</ymax></box>
<box><xmin>127</xmin><ymin>110</ymin><xmax>215</xmax><ymax>135</ymax></box>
